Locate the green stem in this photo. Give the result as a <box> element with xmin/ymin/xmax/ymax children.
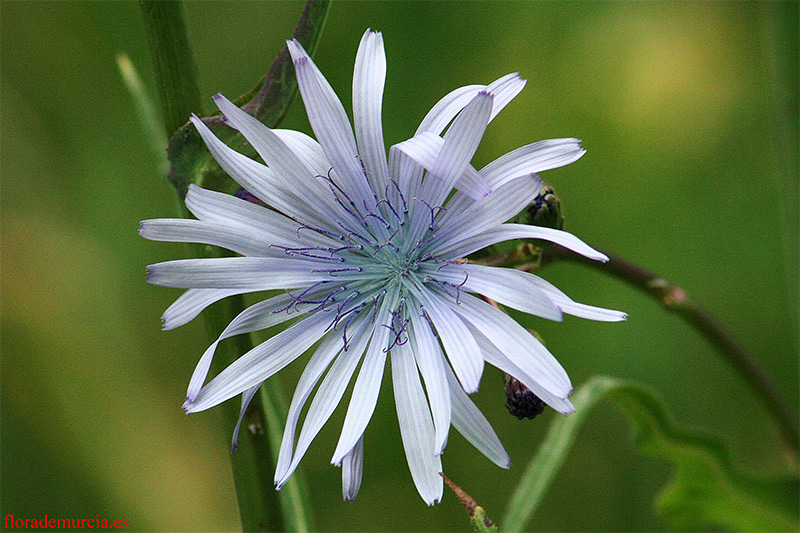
<box><xmin>140</xmin><ymin>0</ymin><xmax>203</xmax><ymax>136</ymax></box>
<box><xmin>539</xmin><ymin>244</ymin><xmax>800</xmax><ymax>460</ymax></box>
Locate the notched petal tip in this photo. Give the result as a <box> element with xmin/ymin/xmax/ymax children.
<box><xmin>286</xmin><ymin>39</ymin><xmax>308</xmax><ymax>62</ymax></box>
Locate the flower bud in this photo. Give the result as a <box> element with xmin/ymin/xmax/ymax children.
<box><xmin>513</xmin><ymin>181</ymin><xmax>564</xmax><ymax>231</ymax></box>
<box><xmin>504</xmin><ymin>373</ymin><xmax>546</xmax><ymax>420</ymax></box>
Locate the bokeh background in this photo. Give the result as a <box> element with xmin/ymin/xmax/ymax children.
<box><xmin>2</xmin><ymin>1</ymin><xmax>797</xmax><ymax>531</ymax></box>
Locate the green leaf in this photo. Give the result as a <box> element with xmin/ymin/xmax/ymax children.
<box><xmin>502</xmin><ymin>376</ymin><xmax>799</xmax><ymax>532</ymax></box>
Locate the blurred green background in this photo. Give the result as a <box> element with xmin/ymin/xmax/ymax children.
<box><xmin>2</xmin><ymin>1</ymin><xmax>797</xmax><ymax>531</ymax></box>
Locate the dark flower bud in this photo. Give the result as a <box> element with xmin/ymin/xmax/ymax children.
<box><xmin>513</xmin><ymin>180</ymin><xmax>564</xmax><ymax>231</ymax></box>
<box><xmin>504</xmin><ymin>373</ymin><xmax>546</xmax><ymax>420</ymax></box>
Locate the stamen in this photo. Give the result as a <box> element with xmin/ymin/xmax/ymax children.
<box><xmin>296</xmin><ymin>223</ymin><xmax>346</xmax><ymax>242</ymax></box>
<box><xmin>376</xmin><ymin>197</ymin><xmax>403</xmax><ymax>225</ymax></box>
<box><xmin>270</xmin><ymin>245</ymin><xmax>344</xmax><ymax>262</ymax></box>
<box><xmin>419</xmin><ymin>305</ymin><xmax>438</xmax><ymax>337</ymax></box>
<box><xmin>370</xmin><ymin>289</ymin><xmax>387</xmax><ymax>323</ymax></box>
<box><xmin>276</xmin><ymin>281</ymin><xmax>332</xmax><ymax>314</ymax></box>
<box><xmin>362</xmin><ymin>202</ymin><xmax>391</xmax><ymax>230</ymax></box>
<box><xmin>372</xmin><ymin>228</ymin><xmax>401</xmax><ymax>254</ymax></box>
<box><xmin>336</xmin><ymin>290</ymin><xmax>361</xmax><ymax>314</ymax></box>
<box><xmin>386</xmin><ymin>180</ymin><xmax>408</xmax><ymax>214</ymax></box>
<box><xmin>409</xmin><ymin>234</ymin><xmax>435</xmax><ymax>255</ymax></box>
<box><xmin>331</xmin><ymin>303</ymin><xmax>366</xmax><ymax>351</ymax></box>
<box><xmin>423</xmin><ymin>272</ymin><xmax>468</xmax><ymax>304</ymax></box>
<box><xmin>414</xmin><ymin>198</ymin><xmax>446</xmax><ymax>232</ymax></box>
<box><xmin>382</xmin><ymin>297</ymin><xmax>410</xmax><ymax>351</ymax></box>
<box><xmin>321</xmin><ymin>168</ymin><xmax>355</xmax><ymax>204</ymax></box>
<box><xmin>312</xmin><ymin>266</ymin><xmax>364</xmax><ymax>277</ymax></box>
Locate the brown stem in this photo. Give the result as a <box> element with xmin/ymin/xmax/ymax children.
<box><xmin>538</xmin><ymin>244</ymin><xmax>799</xmax><ymax>459</ymax></box>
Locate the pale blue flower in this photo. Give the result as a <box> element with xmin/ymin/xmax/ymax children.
<box><xmin>141</xmin><ymin>29</ymin><xmax>626</xmax><ymax>505</ymax></box>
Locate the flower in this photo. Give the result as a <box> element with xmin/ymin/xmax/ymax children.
<box><xmin>141</xmin><ymin>29</ymin><xmax>626</xmax><ymax>505</ymax></box>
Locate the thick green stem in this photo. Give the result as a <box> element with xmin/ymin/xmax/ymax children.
<box><xmin>140</xmin><ymin>0</ymin><xmax>203</xmax><ymax>136</ymax></box>
<box><xmin>539</xmin><ymin>244</ymin><xmax>800</xmax><ymax>460</ymax></box>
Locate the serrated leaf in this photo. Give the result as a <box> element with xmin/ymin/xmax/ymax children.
<box><xmin>502</xmin><ymin>375</ymin><xmax>799</xmax><ymax>532</ymax></box>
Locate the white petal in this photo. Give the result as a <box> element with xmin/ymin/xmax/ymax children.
<box><xmin>485</xmin><ymin>72</ymin><xmax>527</xmax><ymax>122</ymax></box>
<box><xmin>146</xmin><ymin>257</ymin><xmax>362</xmax><ymax>290</ymax></box>
<box><xmin>190</xmin><ymin>115</ymin><xmax>309</xmax><ymax>222</ymax></box>
<box><xmin>447</xmin><ymin>294</ymin><xmax>574</xmax><ymax>414</ymax></box>
<box><xmin>415</xmin><ymin>83</ymin><xmax>485</xmax><ymax>136</ymax></box>
<box><xmin>392</xmin><ymin>338</ymin><xmax>444</xmax><ymax>505</ymax></box>
<box><xmin>434</xmin><ymin>223</ymin><xmax>610</xmax><ymax>262</ymax></box>
<box><xmin>341</xmin><ymin>435</ymin><xmax>364</xmax><ymax>501</ymax></box>
<box><xmin>444</xmin><ymin>362</ymin><xmax>511</xmax><ymax>468</ymax></box>
<box><xmin>418</xmin><ymin>92</ymin><xmax>493</xmax><ymax>210</ymax></box>
<box><xmin>480</xmin><ymin>138</ymin><xmax>586</xmax><ymax>188</ymax></box>
<box><xmin>212</xmin><ymin>95</ymin><xmax>341</xmax><ymax>217</ymax></box>
<box><xmin>140</xmin><ymin>218</ymin><xmax>281</xmax><ymax>257</ymax></box>
<box><xmin>388</xmin><ymin>142</ymin><xmax>425</xmax><ymax>206</ymax></box>
<box><xmin>408</xmin><ymin>315</ymin><xmax>451</xmax><ymax>455</ymax></box>
<box><xmin>330</xmin><ymin>292</ymin><xmax>397</xmax><ymax>464</ymax></box>
<box><xmin>430</xmin><ymin>174</ymin><xmax>542</xmax><ymax>250</ymax></box>
<box><xmin>491</xmin><ymin>269</ymin><xmax>627</xmax><ymax>322</ymax></box>
<box><xmin>274</xmin><ymin>314</ymin><xmax>371</xmax><ymax>486</ymax></box>
<box><xmin>271</xmin><ymin>129</ymin><xmax>331</xmax><ymax>177</ymax></box>
<box><xmin>394</xmin><ymin>132</ymin><xmax>491</xmax><ymax>200</ymax></box>
<box><xmin>414</xmin><ymin>289</ymin><xmax>484</xmax><ymax>393</ymax></box>
<box><xmin>185</xmin><ymin>184</ymin><xmax>347</xmax><ymax>252</ymax></box>
<box><xmin>287</xmin><ymin>40</ymin><xmax>375</xmax><ymax>214</ymax></box>
<box><xmin>161</xmin><ymin>288</ymin><xmax>247</xmax><ymax>330</ymax></box>
<box><xmin>415</xmin><ymin>73</ymin><xmax>525</xmax><ymax>136</ymax></box>
<box><xmin>231</xmin><ymin>384</ymin><xmax>260</xmax><ymax>451</ymax></box>
<box><xmin>186</xmin><ymin>290</ymin><xmax>332</xmax><ymax>403</ymax></box>
<box><xmin>353</xmin><ymin>29</ymin><xmax>389</xmax><ymax>190</ymax></box>
<box><xmin>423</xmin><ymin>262</ymin><xmax>563</xmax><ymax>321</ymax></box>
<box><xmin>275</xmin><ymin>322</ymin><xmax>371</xmax><ymax>487</ymax></box>
<box><xmin>471</xmin><ymin>324</ymin><xmax>575</xmax><ymax>415</ymax></box>
<box><xmin>275</xmin><ymin>332</ymin><xmax>344</xmax><ymax>479</ymax></box>
<box><xmin>184</xmin><ymin>311</ymin><xmax>332</xmax><ymax>413</ymax></box>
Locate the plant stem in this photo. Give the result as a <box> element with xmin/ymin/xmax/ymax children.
<box><xmin>539</xmin><ymin>244</ymin><xmax>800</xmax><ymax>460</ymax></box>
<box><xmin>140</xmin><ymin>0</ymin><xmax>203</xmax><ymax>136</ymax></box>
